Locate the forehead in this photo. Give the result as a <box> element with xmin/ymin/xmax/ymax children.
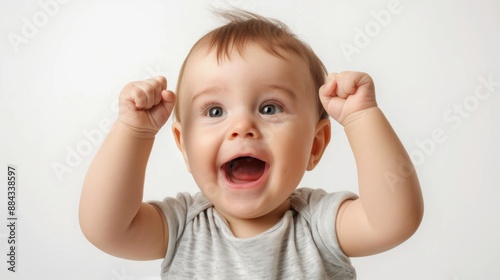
<box><xmin>181</xmin><ymin>43</ymin><xmax>312</xmax><ymax>92</ymax></box>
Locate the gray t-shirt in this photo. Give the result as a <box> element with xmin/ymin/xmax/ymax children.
<box><xmin>151</xmin><ymin>188</ymin><xmax>357</xmax><ymax>279</ymax></box>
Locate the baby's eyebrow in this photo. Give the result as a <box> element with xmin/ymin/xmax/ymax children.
<box><xmin>260</xmin><ymin>84</ymin><xmax>298</xmax><ymax>100</ymax></box>
<box><xmin>191</xmin><ymin>84</ymin><xmax>298</xmax><ymax>102</ymax></box>
<box><xmin>192</xmin><ymin>86</ymin><xmax>225</xmax><ymax>103</ymax></box>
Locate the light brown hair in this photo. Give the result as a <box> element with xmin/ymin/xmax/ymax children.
<box><xmin>174</xmin><ymin>10</ymin><xmax>328</xmax><ymax>121</ymax></box>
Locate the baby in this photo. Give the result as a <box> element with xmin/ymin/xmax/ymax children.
<box><xmin>79</xmin><ymin>10</ymin><xmax>423</xmax><ymax>279</ymax></box>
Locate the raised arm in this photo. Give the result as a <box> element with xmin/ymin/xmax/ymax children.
<box><xmin>319</xmin><ymin>72</ymin><xmax>424</xmax><ymax>257</ymax></box>
<box><xmin>79</xmin><ymin>76</ymin><xmax>175</xmax><ymax>260</ymax></box>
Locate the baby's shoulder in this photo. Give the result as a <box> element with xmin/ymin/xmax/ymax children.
<box><xmin>291</xmin><ymin>188</ymin><xmax>358</xmax><ymax>217</ymax></box>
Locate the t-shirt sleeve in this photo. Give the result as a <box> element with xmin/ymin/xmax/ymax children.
<box><xmin>149</xmin><ymin>192</ymin><xmax>194</xmax><ymax>262</ymax></box>
<box><xmin>295</xmin><ymin>188</ymin><xmax>358</xmax><ymax>272</ymax></box>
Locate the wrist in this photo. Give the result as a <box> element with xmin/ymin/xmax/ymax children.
<box><xmin>113</xmin><ymin>120</ymin><xmax>159</xmax><ymax>140</ymax></box>
<box><xmin>342</xmin><ymin>106</ymin><xmax>382</xmax><ymax>128</ymax></box>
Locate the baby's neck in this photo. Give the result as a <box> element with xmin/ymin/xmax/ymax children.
<box><xmin>223</xmin><ymin>199</ymin><xmax>291</xmax><ymax>238</ymax></box>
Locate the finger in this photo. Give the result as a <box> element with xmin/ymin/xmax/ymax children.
<box><xmin>334</xmin><ymin>73</ymin><xmax>359</xmax><ymax>99</ymax></box>
<box><xmin>136</xmin><ymin>76</ymin><xmax>168</xmax><ymax>109</ymax></box>
<box><xmin>142</xmin><ymin>79</ymin><xmax>163</xmax><ymax>107</ymax></box>
<box><xmin>319</xmin><ymin>75</ymin><xmax>337</xmax><ymax>98</ymax></box>
<box><xmin>162</xmin><ymin>89</ymin><xmax>176</xmax><ymax>103</ymax></box>
<box><xmin>147</xmin><ymin>76</ymin><xmax>169</xmax><ymax>107</ymax></box>
<box><xmin>336</xmin><ymin>71</ymin><xmax>374</xmax><ymax>99</ymax></box>
<box><xmin>149</xmin><ymin>90</ymin><xmax>176</xmax><ymax>127</ymax></box>
<box><xmin>153</xmin><ymin>76</ymin><xmax>167</xmax><ymax>90</ymax></box>
<box><xmin>161</xmin><ymin>90</ymin><xmax>176</xmax><ymax>116</ymax></box>
<box><xmin>126</xmin><ymin>84</ymin><xmax>148</xmax><ymax>109</ymax></box>
<box><xmin>133</xmin><ymin>82</ymin><xmax>158</xmax><ymax>109</ymax></box>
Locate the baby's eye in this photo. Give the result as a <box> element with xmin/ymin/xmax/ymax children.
<box><xmin>207</xmin><ymin>106</ymin><xmax>225</xmax><ymax>117</ymax></box>
<box><xmin>260</xmin><ymin>104</ymin><xmax>283</xmax><ymax>115</ymax></box>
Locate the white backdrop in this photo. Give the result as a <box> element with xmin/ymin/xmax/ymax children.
<box><xmin>1</xmin><ymin>0</ymin><xmax>499</xmax><ymax>279</ymax></box>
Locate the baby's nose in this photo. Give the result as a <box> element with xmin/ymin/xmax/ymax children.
<box><xmin>228</xmin><ymin>115</ymin><xmax>260</xmax><ymax>140</ymax></box>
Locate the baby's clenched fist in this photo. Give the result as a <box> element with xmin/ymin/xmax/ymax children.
<box><xmin>118</xmin><ymin>76</ymin><xmax>176</xmax><ymax>137</ymax></box>
<box><xmin>319</xmin><ymin>72</ymin><xmax>377</xmax><ymax>126</ymax></box>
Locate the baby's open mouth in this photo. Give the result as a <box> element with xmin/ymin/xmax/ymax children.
<box><xmin>223</xmin><ymin>156</ymin><xmax>267</xmax><ymax>184</ymax></box>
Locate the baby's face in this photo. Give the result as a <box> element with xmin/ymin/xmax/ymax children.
<box><xmin>173</xmin><ymin>43</ymin><xmax>325</xmax><ymax>222</ymax></box>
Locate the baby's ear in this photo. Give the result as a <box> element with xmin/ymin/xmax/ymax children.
<box><xmin>172</xmin><ymin>122</ymin><xmax>191</xmax><ymax>173</ymax></box>
<box><xmin>307</xmin><ymin>118</ymin><xmax>331</xmax><ymax>170</ymax></box>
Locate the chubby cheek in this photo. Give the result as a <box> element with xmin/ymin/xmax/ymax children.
<box><xmin>183</xmin><ymin>128</ymin><xmax>221</xmax><ymax>193</ymax></box>
<box><xmin>266</xmin><ymin>124</ymin><xmax>314</xmax><ymax>187</ymax></box>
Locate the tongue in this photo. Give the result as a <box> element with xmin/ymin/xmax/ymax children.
<box><xmin>228</xmin><ymin>157</ymin><xmax>265</xmax><ymax>183</ymax></box>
